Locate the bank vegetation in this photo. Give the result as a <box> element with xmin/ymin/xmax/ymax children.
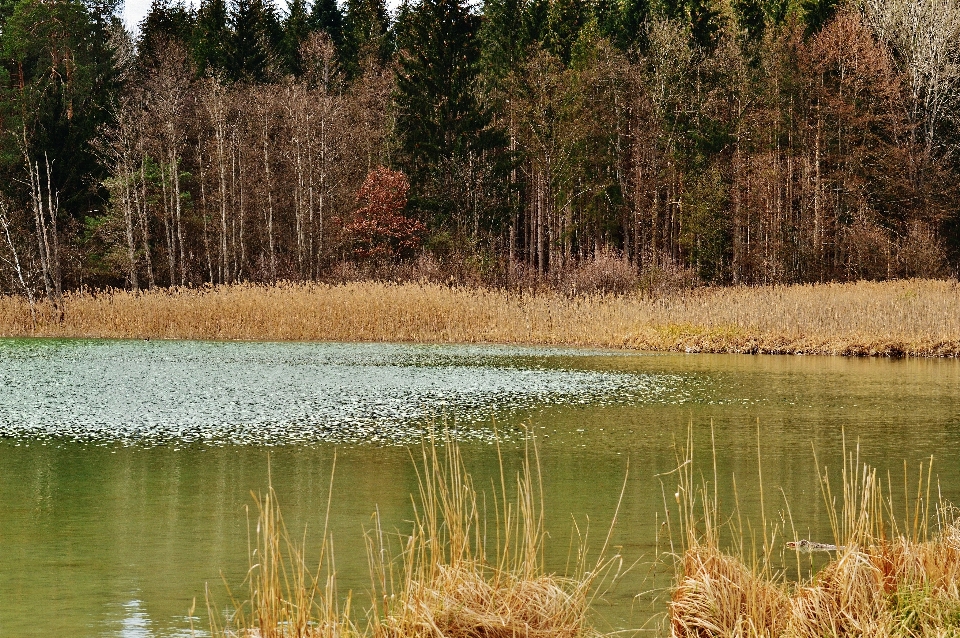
<box><xmin>1</xmin><ymin>278</ymin><xmax>959</xmax><ymax>357</ymax></box>
<box><xmin>670</xmin><ymin>439</ymin><xmax>960</xmax><ymax>638</ymax></box>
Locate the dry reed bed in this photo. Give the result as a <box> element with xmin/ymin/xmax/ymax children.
<box><xmin>669</xmin><ymin>439</ymin><xmax>960</xmax><ymax>638</ymax></box>
<box><xmin>672</xmin><ymin>524</ymin><xmax>960</xmax><ymax>637</ymax></box>
<box><xmin>2</xmin><ymin>279</ymin><xmax>960</xmax><ymax>356</ymax></box>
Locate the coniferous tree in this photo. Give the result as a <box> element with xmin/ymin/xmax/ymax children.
<box><xmin>341</xmin><ymin>0</ymin><xmax>389</xmax><ymax>77</ymax></box>
<box><xmin>523</xmin><ymin>0</ymin><xmax>550</xmax><ymax>46</ymax></box>
<box><xmin>0</xmin><ymin>0</ymin><xmax>121</xmax><ymax>212</ymax></box>
<box><xmin>194</xmin><ymin>0</ymin><xmax>230</xmax><ymax>75</ymax></box>
<box><xmin>479</xmin><ymin>0</ymin><xmax>527</xmax><ymax>83</ymax></box>
<box><xmin>801</xmin><ymin>0</ymin><xmax>838</xmax><ymax>34</ymax></box>
<box><xmin>282</xmin><ymin>0</ymin><xmax>311</xmax><ymax>73</ymax></box>
<box><xmin>228</xmin><ymin>0</ymin><xmax>282</xmax><ymax>81</ymax></box>
<box><xmin>618</xmin><ymin>0</ymin><xmax>651</xmax><ymax>50</ymax></box>
<box><xmin>139</xmin><ymin>0</ymin><xmax>195</xmax><ymax>58</ymax></box>
<box><xmin>394</xmin><ymin>0</ymin><xmax>506</xmax><ymax>231</ymax></box>
<box><xmin>546</xmin><ymin>0</ymin><xmax>588</xmax><ymax>63</ymax></box>
<box><xmin>688</xmin><ymin>0</ymin><xmax>722</xmax><ymax>48</ymax></box>
<box><xmin>309</xmin><ymin>0</ymin><xmax>345</xmax><ymax>51</ymax></box>
<box><xmin>732</xmin><ymin>0</ymin><xmax>766</xmax><ymax>44</ymax></box>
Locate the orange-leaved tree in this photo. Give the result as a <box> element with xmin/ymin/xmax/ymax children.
<box><xmin>341</xmin><ymin>167</ymin><xmax>425</xmax><ymax>261</ymax></box>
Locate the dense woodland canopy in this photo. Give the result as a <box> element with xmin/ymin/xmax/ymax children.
<box><xmin>2</xmin><ymin>0</ymin><xmax>960</xmax><ymax>303</ymax></box>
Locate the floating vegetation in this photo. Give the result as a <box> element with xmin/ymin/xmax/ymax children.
<box><xmin>0</xmin><ymin>340</ymin><xmax>687</xmax><ymax>445</ymax></box>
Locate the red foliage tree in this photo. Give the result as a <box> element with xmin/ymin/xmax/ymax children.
<box><xmin>341</xmin><ymin>167</ymin><xmax>425</xmax><ymax>260</ymax></box>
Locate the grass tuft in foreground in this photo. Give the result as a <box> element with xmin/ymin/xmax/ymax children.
<box><xmin>667</xmin><ymin>434</ymin><xmax>960</xmax><ymax>638</ymax></box>
<box><xmin>207</xmin><ymin>436</ymin><xmax>622</xmax><ymax>638</ymax></box>
<box><xmin>206</xmin><ymin>457</ymin><xmax>358</xmax><ymax>637</ymax></box>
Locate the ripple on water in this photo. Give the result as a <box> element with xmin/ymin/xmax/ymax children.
<box><xmin>0</xmin><ymin>340</ymin><xmax>688</xmax><ymax>445</ymax></box>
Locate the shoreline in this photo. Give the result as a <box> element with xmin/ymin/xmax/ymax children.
<box><xmin>1</xmin><ymin>279</ymin><xmax>959</xmax><ymax>357</ymax></box>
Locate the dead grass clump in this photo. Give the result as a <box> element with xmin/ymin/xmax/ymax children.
<box><xmin>207</xmin><ymin>436</ymin><xmax>619</xmax><ymax>638</ymax></box>
<box><xmin>381</xmin><ymin>564</ymin><xmax>590</xmax><ymax>638</ymax></box>
<box><xmin>368</xmin><ymin>437</ymin><xmax>619</xmax><ymax>638</ymax></box>
<box><xmin>670</xmin><ymin>546</ymin><xmax>790</xmax><ymax>638</ymax></box>
<box><xmin>787</xmin><ymin>549</ymin><xmax>892</xmax><ymax>637</ymax></box>
<box><xmin>665</xmin><ymin>432</ymin><xmax>960</xmax><ymax>638</ymax></box>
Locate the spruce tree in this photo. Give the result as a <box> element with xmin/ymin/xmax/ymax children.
<box><xmin>523</xmin><ymin>0</ymin><xmax>550</xmax><ymax>48</ymax></box>
<box><xmin>546</xmin><ymin>0</ymin><xmax>587</xmax><ymax>63</ymax></box>
<box><xmin>0</xmin><ymin>0</ymin><xmax>121</xmax><ymax>216</ymax></box>
<box><xmin>621</xmin><ymin>0</ymin><xmax>651</xmax><ymax>49</ymax></box>
<box><xmin>732</xmin><ymin>0</ymin><xmax>765</xmax><ymax>44</ymax></box>
<box><xmin>341</xmin><ymin>0</ymin><xmax>389</xmax><ymax>78</ymax></box>
<box><xmin>801</xmin><ymin>0</ymin><xmax>837</xmax><ymax>34</ymax></box>
<box><xmin>309</xmin><ymin>0</ymin><xmax>344</xmax><ymax>51</ymax></box>
<box><xmin>282</xmin><ymin>0</ymin><xmax>311</xmax><ymax>73</ymax></box>
<box><xmin>228</xmin><ymin>0</ymin><xmax>282</xmax><ymax>81</ymax></box>
<box><xmin>138</xmin><ymin>0</ymin><xmax>195</xmax><ymax>67</ymax></box>
<box><xmin>688</xmin><ymin>0</ymin><xmax>721</xmax><ymax>48</ymax></box>
<box><xmin>478</xmin><ymin>0</ymin><xmax>527</xmax><ymax>84</ymax></box>
<box><xmin>394</xmin><ymin>0</ymin><xmax>504</xmax><ymax>227</ymax></box>
<box><xmin>194</xmin><ymin>0</ymin><xmax>230</xmax><ymax>75</ymax></box>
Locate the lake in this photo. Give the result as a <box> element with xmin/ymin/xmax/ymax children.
<box><xmin>1</xmin><ymin>339</ymin><xmax>958</xmax><ymax>636</ymax></box>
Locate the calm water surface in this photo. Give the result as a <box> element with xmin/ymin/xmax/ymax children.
<box><xmin>0</xmin><ymin>339</ymin><xmax>958</xmax><ymax>636</ymax></box>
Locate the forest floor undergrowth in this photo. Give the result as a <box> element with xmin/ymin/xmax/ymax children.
<box><xmin>1</xmin><ymin>278</ymin><xmax>958</xmax><ymax>357</ymax></box>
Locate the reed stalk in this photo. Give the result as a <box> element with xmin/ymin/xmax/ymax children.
<box><xmin>366</xmin><ymin>434</ymin><xmax>624</xmax><ymax>638</ymax></box>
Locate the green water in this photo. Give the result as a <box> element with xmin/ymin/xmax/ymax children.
<box><xmin>1</xmin><ymin>340</ymin><xmax>959</xmax><ymax>636</ymax></box>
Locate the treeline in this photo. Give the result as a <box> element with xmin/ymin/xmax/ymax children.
<box><xmin>2</xmin><ymin>0</ymin><xmax>960</xmax><ymax>302</ymax></box>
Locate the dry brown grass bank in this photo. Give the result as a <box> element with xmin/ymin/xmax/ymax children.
<box><xmin>2</xmin><ymin>279</ymin><xmax>960</xmax><ymax>356</ymax></box>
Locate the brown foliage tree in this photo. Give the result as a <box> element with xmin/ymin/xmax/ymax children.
<box><xmin>341</xmin><ymin>167</ymin><xmax>424</xmax><ymax>261</ymax></box>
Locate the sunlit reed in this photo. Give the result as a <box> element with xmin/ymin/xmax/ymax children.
<box><xmin>207</xmin><ymin>435</ymin><xmax>623</xmax><ymax>638</ymax></box>
<box><xmin>666</xmin><ymin>431</ymin><xmax>960</xmax><ymax>637</ymax></box>
<box><xmin>2</xmin><ymin>279</ymin><xmax>959</xmax><ymax>356</ymax></box>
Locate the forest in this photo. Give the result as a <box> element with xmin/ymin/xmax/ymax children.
<box><xmin>2</xmin><ymin>0</ymin><xmax>960</xmax><ymax>304</ymax></box>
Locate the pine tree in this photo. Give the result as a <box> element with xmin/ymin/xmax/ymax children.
<box><xmin>309</xmin><ymin>0</ymin><xmax>344</xmax><ymax>51</ymax></box>
<box><xmin>688</xmin><ymin>0</ymin><xmax>721</xmax><ymax>48</ymax></box>
<box><xmin>228</xmin><ymin>0</ymin><xmax>282</xmax><ymax>81</ymax></box>
<box><xmin>0</xmin><ymin>0</ymin><xmax>121</xmax><ymax>219</ymax></box>
<box><xmin>194</xmin><ymin>0</ymin><xmax>230</xmax><ymax>75</ymax></box>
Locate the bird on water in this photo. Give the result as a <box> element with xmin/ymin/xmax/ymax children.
<box><xmin>786</xmin><ymin>539</ymin><xmax>844</xmax><ymax>552</ymax></box>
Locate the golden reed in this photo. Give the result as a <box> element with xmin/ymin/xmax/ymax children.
<box><xmin>206</xmin><ymin>436</ymin><xmax>620</xmax><ymax>638</ymax></box>
<box><xmin>1</xmin><ymin>279</ymin><xmax>959</xmax><ymax>356</ymax></box>
<box><xmin>667</xmin><ymin>434</ymin><xmax>960</xmax><ymax>638</ymax></box>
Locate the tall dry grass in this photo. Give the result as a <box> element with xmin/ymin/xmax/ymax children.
<box><xmin>206</xmin><ymin>436</ymin><xmax>622</xmax><ymax>638</ymax></box>
<box><xmin>367</xmin><ymin>436</ymin><xmax>623</xmax><ymax>638</ymax></box>
<box><xmin>206</xmin><ymin>458</ymin><xmax>359</xmax><ymax>638</ymax></box>
<box><xmin>666</xmin><ymin>433</ymin><xmax>960</xmax><ymax>638</ymax></box>
<box><xmin>2</xmin><ymin>278</ymin><xmax>959</xmax><ymax>356</ymax></box>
